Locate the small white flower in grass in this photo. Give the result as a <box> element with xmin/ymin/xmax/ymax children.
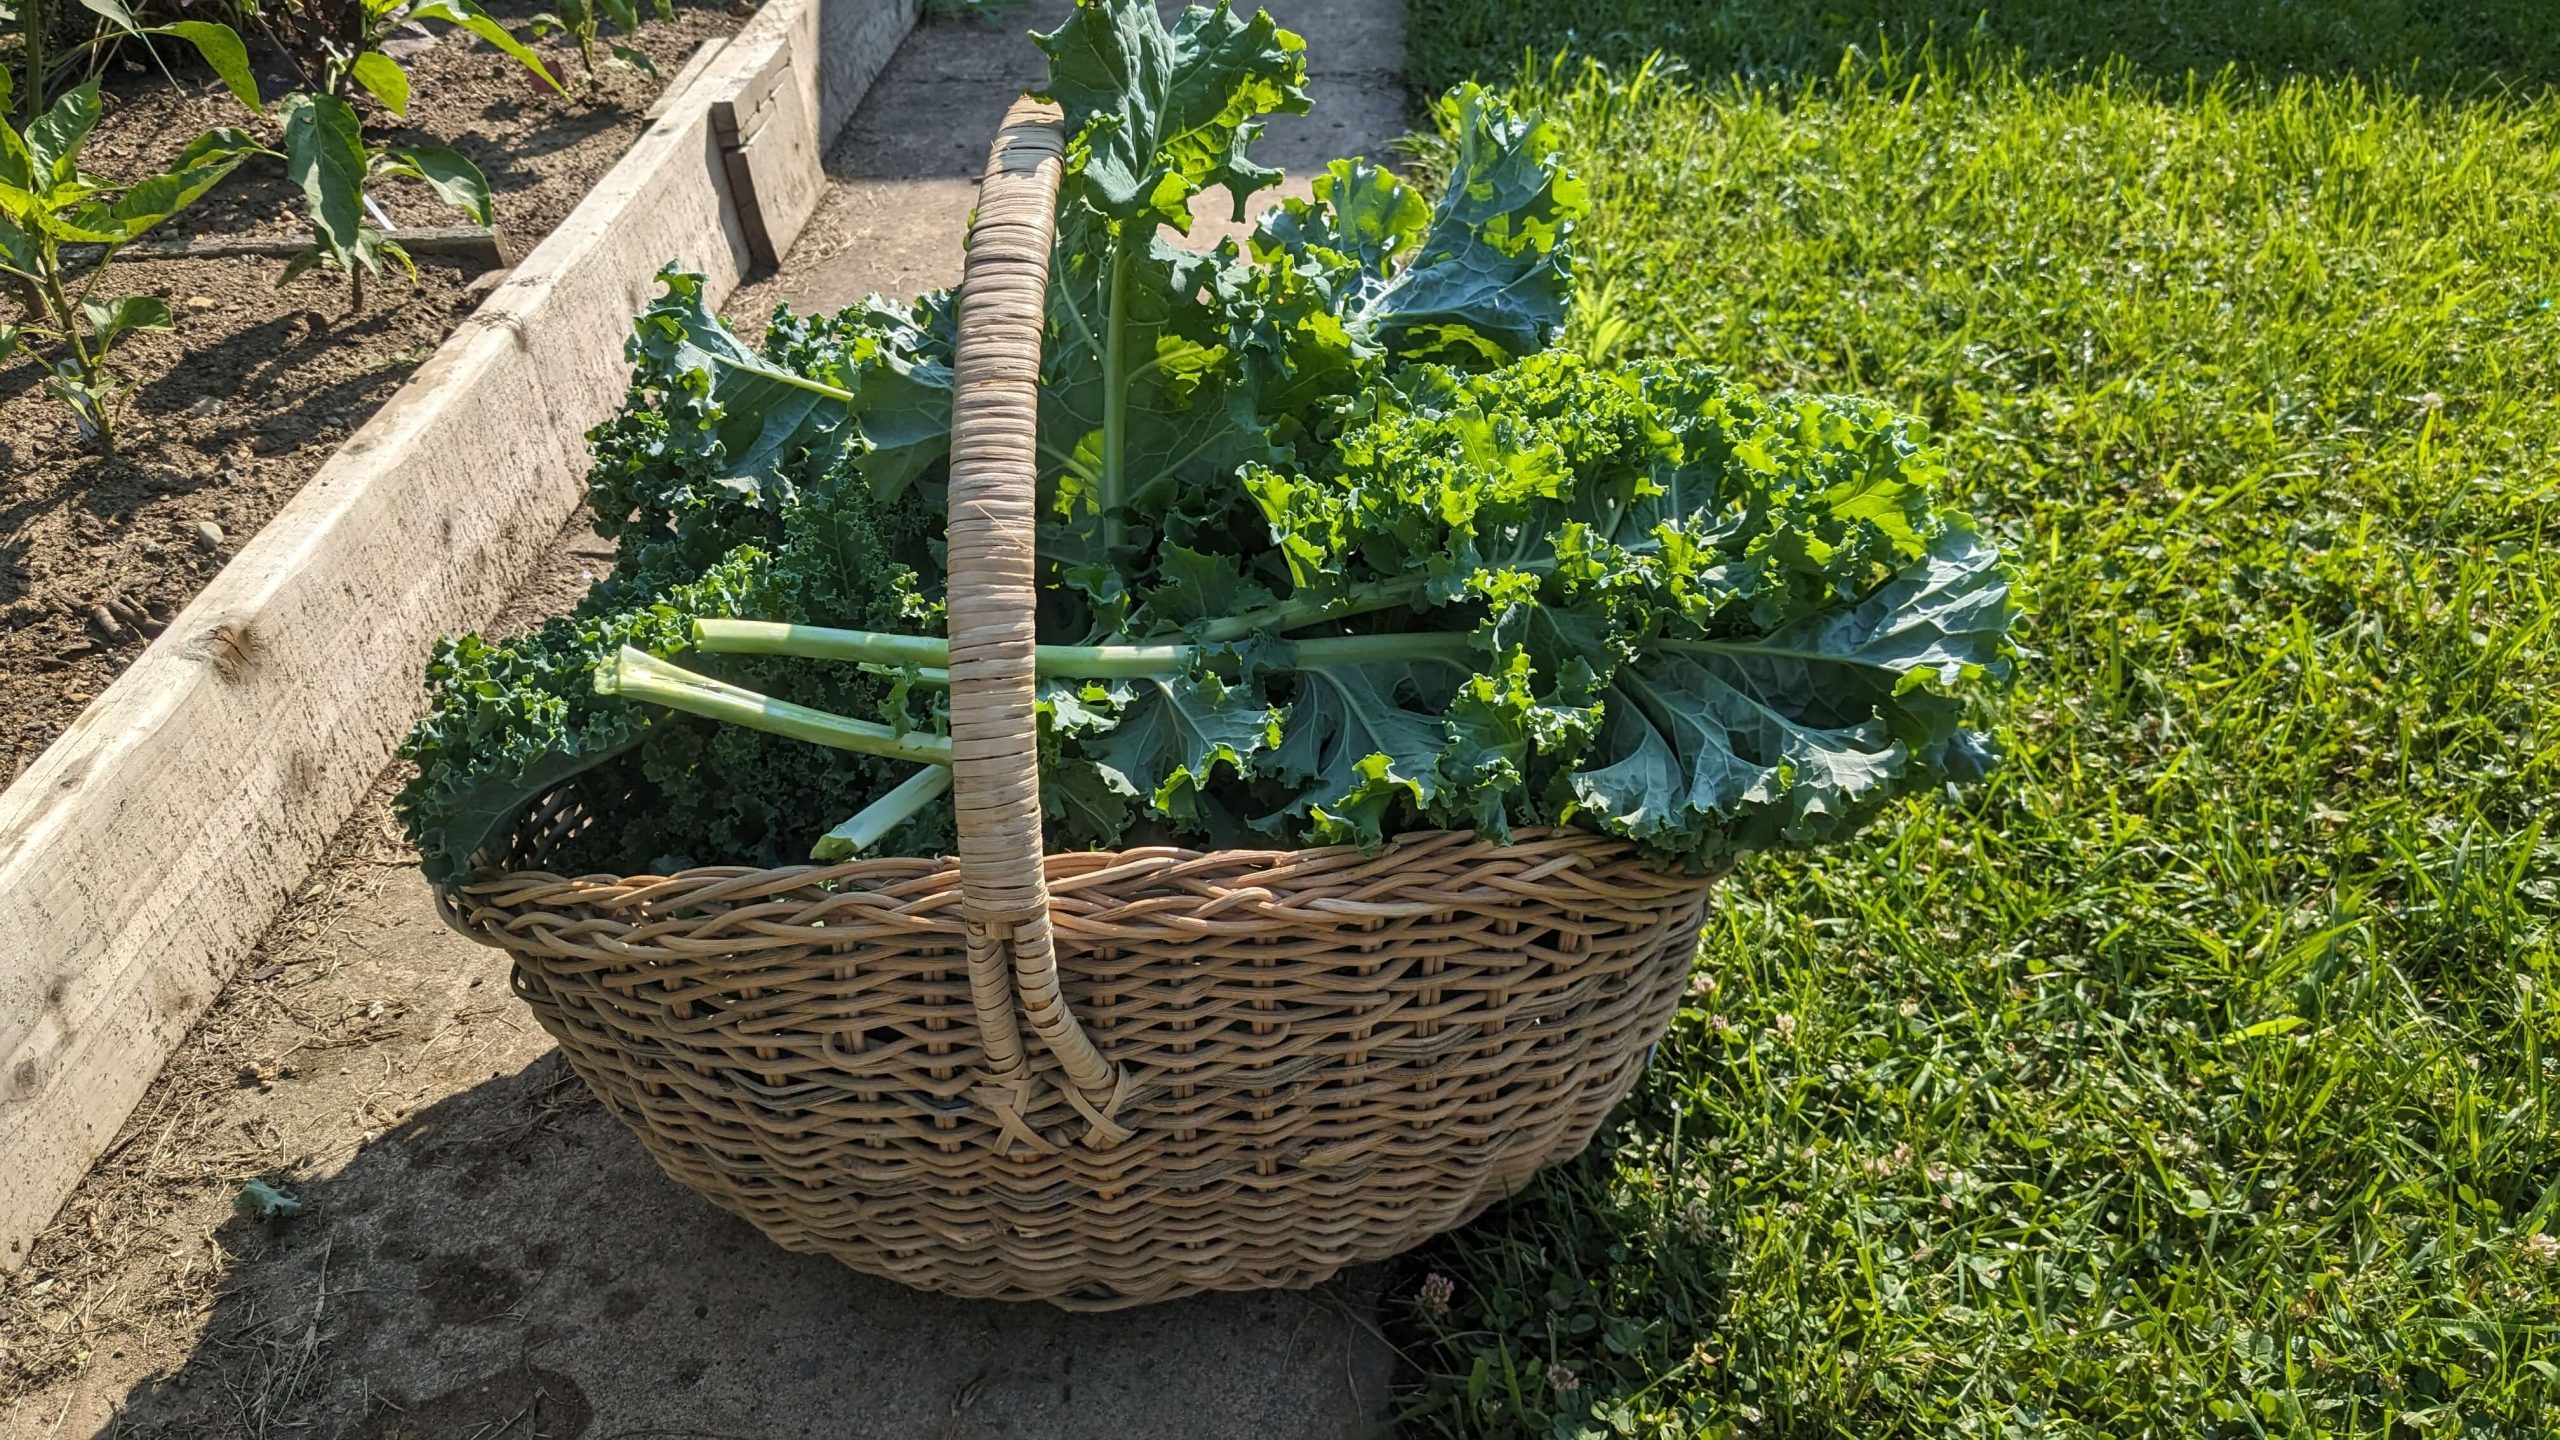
<box><xmin>1773</xmin><ymin>1012</ymin><xmax>1797</xmax><ymax>1038</ymax></box>
<box><xmin>1680</xmin><ymin>1197</ymin><xmax>1715</xmax><ymax>1239</ymax></box>
<box><xmin>1899</xmin><ymin>997</ymin><xmax>1921</xmax><ymax>1018</ymax></box>
<box><xmin>2523</xmin><ymin>1232</ymin><xmax>2560</xmax><ymax>1266</ymax></box>
<box><xmin>1418</xmin><ymin>1272</ymin><xmax>1455</xmax><ymax>1313</ymax></box>
<box><xmin>1547</xmin><ymin>1362</ymin><xmax>1579</xmax><ymax>1394</ymax></box>
<box><xmin>1688</xmin><ymin>970</ymin><xmax>1719</xmax><ymax>999</ymax></box>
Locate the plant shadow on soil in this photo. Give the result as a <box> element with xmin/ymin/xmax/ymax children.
<box><xmin>0</xmin><ymin>298</ymin><xmax>440</xmax><ymax>615</ymax></box>
<box><xmin>96</xmin><ymin>1050</ymin><xmax>1393</xmax><ymax>1440</ymax></box>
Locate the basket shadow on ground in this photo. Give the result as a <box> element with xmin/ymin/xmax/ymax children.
<box><xmin>99</xmin><ymin>1049</ymin><xmax>1392</xmax><ymax>1440</ymax></box>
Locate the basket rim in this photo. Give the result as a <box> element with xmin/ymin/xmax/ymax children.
<box><xmin>445</xmin><ymin>824</ymin><xmax>1714</xmax><ymax>903</ymax></box>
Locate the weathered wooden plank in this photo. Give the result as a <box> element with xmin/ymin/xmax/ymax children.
<box><xmin>0</xmin><ymin>0</ymin><xmax>922</xmax><ymax>1269</ymax></box>
<box><xmin>712</xmin><ymin>0</ymin><xmax>839</xmax><ymax>271</ymax></box>
<box><xmin>722</xmin><ymin>77</ymin><xmax>826</xmax><ymax>269</ymax></box>
<box><xmin>645</xmin><ymin>38</ymin><xmax>731</xmax><ymax>124</ymax></box>
<box><xmin>712</xmin><ymin>40</ymin><xmax>795</xmax><ymax>146</ymax></box>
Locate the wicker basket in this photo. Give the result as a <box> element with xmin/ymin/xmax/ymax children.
<box><xmin>434</xmin><ymin>100</ymin><xmax>1719</xmax><ymax>1309</ymax></box>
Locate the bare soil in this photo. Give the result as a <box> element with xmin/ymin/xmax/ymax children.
<box><xmin>0</xmin><ymin>0</ymin><xmax>745</xmax><ymax>786</ymax></box>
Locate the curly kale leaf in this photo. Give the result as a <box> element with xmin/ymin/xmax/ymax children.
<box><xmin>763</xmin><ymin>288</ymin><xmax>957</xmax><ymax>505</ymax></box>
<box><xmin>1081</xmin><ymin>670</ymin><xmax>1277</xmax><ymax>820</ymax></box>
<box><xmin>1262</xmin><ymin>652</ymin><xmax>1473</xmax><ymax>845</ymax></box>
<box><xmin>1567</xmin><ymin>528</ymin><xmax>2015</xmax><ymax>866</ymax></box>
<box><xmin>1355</xmin><ymin>85</ymin><xmax>1587</xmax><ymax>362</ymax></box>
<box><xmin>395</xmin><ymin>548</ymin><xmax>773</xmax><ymax>884</ymax></box>
<box><xmin>1032</xmin><ymin>0</ymin><xmax>1308</xmax><ymax>616</ymax></box>
<box><xmin>398</xmin><ymin>454</ymin><xmax>941</xmax><ymax>882</ymax></box>
<box><xmin>623</xmin><ymin>267</ymin><xmax>851</xmax><ymax>508</ymax></box>
<box><xmin>589</xmin><ymin>271</ymin><xmax>956</xmax><ymax>595</ymax></box>
<box><xmin>1209</xmin><ymin>352</ymin><xmax>2017</xmax><ymax>864</ymax></box>
<box><xmin>1248</xmin><ymin>85</ymin><xmax>1586</xmax><ymax>369</ymax></box>
<box><xmin>1034</xmin><ymin>0</ymin><xmax>1308</xmax><ymax>230</ymax></box>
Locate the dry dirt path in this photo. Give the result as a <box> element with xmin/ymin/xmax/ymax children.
<box><xmin>1</xmin><ymin>3</ymin><xmax>1413</xmax><ymax>1438</ymax></box>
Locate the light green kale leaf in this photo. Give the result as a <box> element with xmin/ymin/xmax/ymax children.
<box><xmin>1033</xmin><ymin>0</ymin><xmax>1309</xmax><ymax>231</ymax></box>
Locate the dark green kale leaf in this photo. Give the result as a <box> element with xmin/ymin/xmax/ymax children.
<box><xmin>1353</xmin><ymin>86</ymin><xmax>1587</xmax><ymax>363</ymax></box>
<box><xmin>623</xmin><ymin>267</ymin><xmax>851</xmax><ymax>508</ymax></box>
<box><xmin>1247</xmin><ymin>86</ymin><xmax>1586</xmax><ymax>370</ymax></box>
<box><xmin>400</xmin><ymin>297</ymin><xmax>948</xmax><ymax>883</ymax></box>
<box><xmin>1081</xmin><ymin>670</ymin><xmax>1277</xmax><ymax>820</ymax></box>
<box><xmin>1033</xmin><ymin>0</ymin><xmax>1308</xmax><ymax>230</ymax></box>
<box><xmin>590</xmin><ymin>271</ymin><xmax>956</xmax><ymax>595</ymax></box>
<box><xmin>1568</xmin><ymin>527</ymin><xmax>2015</xmax><ymax>865</ymax></box>
<box><xmin>1029</xmin><ymin>0</ymin><xmax>1312</xmax><ymax>629</ymax></box>
<box><xmin>394</xmin><ymin>547</ymin><xmax>772</xmax><ymax>885</ymax></box>
<box><xmin>1219</xmin><ymin>352</ymin><xmax>2016</xmax><ymax>864</ymax></box>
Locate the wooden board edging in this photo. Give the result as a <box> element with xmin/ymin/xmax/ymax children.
<box><xmin>0</xmin><ymin>0</ymin><xmax>920</xmax><ymax>1270</ymax></box>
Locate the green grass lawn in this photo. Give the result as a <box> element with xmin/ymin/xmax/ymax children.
<box><xmin>1386</xmin><ymin>20</ymin><xmax>2560</xmax><ymax>1440</ymax></box>
<box><xmin>1404</xmin><ymin>0</ymin><xmax>2560</xmax><ymax>98</ymax></box>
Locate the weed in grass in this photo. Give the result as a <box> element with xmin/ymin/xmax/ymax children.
<box><xmin>1390</xmin><ymin>47</ymin><xmax>2560</xmax><ymax>1440</ymax></box>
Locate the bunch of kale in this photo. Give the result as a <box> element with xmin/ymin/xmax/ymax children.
<box><xmin>397</xmin><ymin>0</ymin><xmax>2019</xmax><ymax>884</ymax></box>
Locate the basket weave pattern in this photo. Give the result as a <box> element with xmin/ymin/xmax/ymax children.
<box><xmin>437</xmin><ymin>101</ymin><xmax>1718</xmax><ymax>1307</ymax></box>
<box><xmin>444</xmin><ymin>811</ymin><xmax>1713</xmax><ymax>1306</ymax></box>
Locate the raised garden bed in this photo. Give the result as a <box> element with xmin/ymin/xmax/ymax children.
<box><xmin>1</xmin><ymin>0</ymin><xmax>745</xmax><ymax>776</ymax></box>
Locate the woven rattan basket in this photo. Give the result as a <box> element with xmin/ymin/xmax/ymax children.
<box><xmin>434</xmin><ymin>100</ymin><xmax>1719</xmax><ymax>1308</ymax></box>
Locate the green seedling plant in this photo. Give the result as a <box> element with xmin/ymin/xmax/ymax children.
<box><xmin>233</xmin><ymin>0</ymin><xmax>556</xmax><ymax>307</ymax></box>
<box><xmin>0</xmin><ymin>0</ymin><xmax>265</xmax><ymax>441</ymax></box>
<box><xmin>5</xmin><ymin>0</ymin><xmax>263</xmax><ymax>126</ymax></box>
<box><xmin>0</xmin><ymin>72</ymin><xmax>260</xmax><ymax>445</ymax></box>
<box><xmin>234</xmin><ymin>0</ymin><xmax>561</xmax><ymax>112</ymax></box>
<box><xmin>275</xmin><ymin>88</ymin><xmax>494</xmax><ymax>309</ymax></box>
<box><xmin>530</xmin><ymin>0</ymin><xmax>672</xmax><ymax>84</ymax></box>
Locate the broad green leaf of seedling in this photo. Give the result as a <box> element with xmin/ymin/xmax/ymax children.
<box><xmin>348</xmin><ymin>52</ymin><xmax>411</xmax><ymax>116</ymax></box>
<box><xmin>378</xmin><ymin>144</ymin><xmax>493</xmax><ymax>225</ymax></box>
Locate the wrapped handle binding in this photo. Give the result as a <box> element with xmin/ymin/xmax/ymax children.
<box><xmin>947</xmin><ymin>99</ymin><xmax>1130</xmax><ymax>1145</ymax></box>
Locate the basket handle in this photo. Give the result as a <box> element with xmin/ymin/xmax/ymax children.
<box><xmin>947</xmin><ymin>98</ymin><xmax>1129</xmax><ymax>1145</ymax></box>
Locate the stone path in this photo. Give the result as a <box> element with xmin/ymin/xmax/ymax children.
<box><xmin>1</xmin><ymin>3</ymin><xmax>1413</xmax><ymax>1438</ymax></box>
